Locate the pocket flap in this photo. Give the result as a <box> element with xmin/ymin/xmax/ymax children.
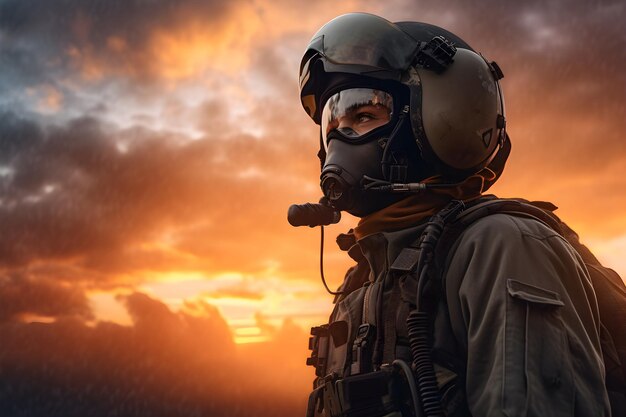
<box><xmin>507</xmin><ymin>279</ymin><xmax>564</xmax><ymax>307</ymax></box>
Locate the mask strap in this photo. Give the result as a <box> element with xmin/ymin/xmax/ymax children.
<box><xmin>317</xmin><ymin>131</ymin><xmax>326</xmax><ymax>168</ymax></box>
<box><xmin>380</xmin><ymin>105</ymin><xmax>410</xmax><ymax>181</ymax></box>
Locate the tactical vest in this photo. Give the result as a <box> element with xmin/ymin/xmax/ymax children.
<box><xmin>306</xmin><ymin>197</ymin><xmax>626</xmax><ymax>417</ymax></box>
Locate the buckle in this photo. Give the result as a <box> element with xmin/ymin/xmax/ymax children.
<box><xmin>350</xmin><ymin>324</ymin><xmax>376</xmax><ymax>375</ymax></box>
<box><xmin>307</xmin><ymin>325</ymin><xmax>330</xmax><ymax>377</ymax></box>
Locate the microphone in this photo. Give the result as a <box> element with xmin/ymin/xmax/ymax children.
<box><xmin>287</xmin><ymin>201</ymin><xmax>341</xmax><ymax>227</ymax></box>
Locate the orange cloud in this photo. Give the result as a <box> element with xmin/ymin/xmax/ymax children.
<box><xmin>55</xmin><ymin>0</ymin><xmax>383</xmax><ymax>84</ymax></box>
<box><xmin>202</xmin><ymin>286</ymin><xmax>265</xmax><ymax>301</ymax></box>
<box><xmin>147</xmin><ymin>10</ymin><xmax>261</xmax><ymax>79</ymax></box>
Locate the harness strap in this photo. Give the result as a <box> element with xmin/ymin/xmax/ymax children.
<box><xmin>434</xmin><ymin>197</ymin><xmax>562</xmax><ymax>274</ymax></box>
<box><xmin>382</xmin><ymin>282</ymin><xmax>402</xmax><ymax>363</ymax></box>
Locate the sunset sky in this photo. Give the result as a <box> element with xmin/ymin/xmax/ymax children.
<box><xmin>0</xmin><ymin>0</ymin><xmax>624</xmax><ymax>415</ymax></box>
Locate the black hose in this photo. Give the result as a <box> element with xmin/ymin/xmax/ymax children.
<box><xmin>392</xmin><ymin>359</ymin><xmax>422</xmax><ymax>417</ymax></box>
<box><xmin>406</xmin><ymin>310</ymin><xmax>444</xmax><ymax>417</ymax></box>
<box><xmin>405</xmin><ymin>200</ymin><xmax>466</xmax><ymax>417</ymax></box>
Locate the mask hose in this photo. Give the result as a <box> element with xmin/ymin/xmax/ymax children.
<box><xmin>406</xmin><ymin>200</ymin><xmax>465</xmax><ymax>417</ymax></box>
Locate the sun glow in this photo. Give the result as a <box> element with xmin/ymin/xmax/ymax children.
<box><xmin>233</xmin><ymin>326</ymin><xmax>270</xmax><ymax>344</ymax></box>
<box><xmin>88</xmin><ymin>290</ymin><xmax>133</xmax><ymax>325</ymax></box>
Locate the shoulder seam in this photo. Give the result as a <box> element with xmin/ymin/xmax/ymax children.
<box><xmin>504</xmin><ymin>215</ymin><xmax>564</xmax><ymax>242</ymax></box>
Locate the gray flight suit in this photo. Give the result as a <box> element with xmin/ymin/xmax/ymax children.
<box><xmin>325</xmin><ymin>212</ymin><xmax>611</xmax><ymax>416</ymax></box>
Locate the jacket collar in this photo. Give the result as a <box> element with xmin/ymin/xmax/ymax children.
<box><xmin>343</xmin><ymin>222</ymin><xmax>428</xmax><ymax>281</ymax></box>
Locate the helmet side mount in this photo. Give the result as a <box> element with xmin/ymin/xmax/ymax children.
<box><xmin>412</xmin><ymin>36</ymin><xmax>457</xmax><ymax>74</ymax></box>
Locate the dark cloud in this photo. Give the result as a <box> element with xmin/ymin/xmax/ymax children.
<box><xmin>0</xmin><ymin>0</ymin><xmax>241</xmax><ymax>107</ymax></box>
<box><xmin>121</xmin><ymin>292</ymin><xmax>235</xmax><ymax>359</ymax></box>
<box><xmin>0</xmin><ymin>114</ymin><xmax>173</xmax><ymax>268</ymax></box>
<box><xmin>0</xmin><ymin>292</ymin><xmax>311</xmax><ymax>416</ymax></box>
<box><xmin>0</xmin><ymin>111</ymin><xmax>44</xmax><ymax>163</ymax></box>
<box><xmin>0</xmin><ymin>271</ymin><xmax>92</xmax><ymax>321</ymax></box>
<box><xmin>0</xmin><ymin>0</ymin><xmax>233</xmax><ymax>59</ymax></box>
<box><xmin>0</xmin><ymin>44</ymin><xmax>50</xmax><ymax>95</ymax></box>
<box><xmin>0</xmin><ymin>0</ymin><xmax>230</xmax><ymax>39</ymax></box>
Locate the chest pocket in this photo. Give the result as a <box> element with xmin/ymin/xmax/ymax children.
<box><xmin>504</xmin><ymin>279</ymin><xmax>573</xmax><ymax>417</ymax></box>
<box><xmin>323</xmin><ymin>284</ymin><xmax>370</xmax><ymax>378</ymax></box>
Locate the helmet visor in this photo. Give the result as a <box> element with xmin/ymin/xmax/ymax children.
<box><xmin>300</xmin><ymin>13</ymin><xmax>418</xmax><ymax>124</ymax></box>
<box><xmin>321</xmin><ymin>88</ymin><xmax>394</xmax><ymax>149</ymax></box>
<box><xmin>308</xmin><ymin>13</ymin><xmax>419</xmax><ymax>71</ymax></box>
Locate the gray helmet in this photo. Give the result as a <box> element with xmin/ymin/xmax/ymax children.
<box><xmin>299</xmin><ymin>13</ymin><xmax>509</xmax><ymax>181</ymax></box>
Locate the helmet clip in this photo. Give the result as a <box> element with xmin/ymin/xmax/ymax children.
<box><xmin>413</xmin><ymin>36</ymin><xmax>457</xmax><ymax>73</ymax></box>
<box><xmin>489</xmin><ymin>61</ymin><xmax>505</xmax><ymax>80</ymax></box>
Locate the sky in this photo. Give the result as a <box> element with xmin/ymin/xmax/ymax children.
<box><xmin>0</xmin><ymin>0</ymin><xmax>624</xmax><ymax>415</ymax></box>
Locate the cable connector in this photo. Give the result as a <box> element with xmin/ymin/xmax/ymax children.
<box><xmin>390</xmin><ymin>183</ymin><xmax>427</xmax><ymax>192</ymax></box>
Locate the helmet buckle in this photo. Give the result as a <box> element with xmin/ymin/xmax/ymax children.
<box><xmin>386</xmin><ymin>151</ymin><xmax>409</xmax><ymax>183</ymax></box>
<box><xmin>389</xmin><ymin>164</ymin><xmax>408</xmax><ymax>183</ymax></box>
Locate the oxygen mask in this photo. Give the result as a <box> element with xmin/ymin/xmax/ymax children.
<box><xmin>319</xmin><ymin>88</ymin><xmax>400</xmax><ymax>216</ymax></box>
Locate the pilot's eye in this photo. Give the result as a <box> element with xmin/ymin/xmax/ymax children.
<box><xmin>356</xmin><ymin>113</ymin><xmax>374</xmax><ymax>123</ymax></box>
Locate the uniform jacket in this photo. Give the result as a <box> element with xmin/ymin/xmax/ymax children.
<box><xmin>321</xmin><ymin>211</ymin><xmax>612</xmax><ymax>416</ymax></box>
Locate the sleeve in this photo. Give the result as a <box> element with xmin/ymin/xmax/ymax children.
<box><xmin>444</xmin><ymin>214</ymin><xmax>611</xmax><ymax>417</ymax></box>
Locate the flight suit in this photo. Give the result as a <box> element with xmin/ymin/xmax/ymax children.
<box><xmin>314</xmin><ymin>212</ymin><xmax>611</xmax><ymax>416</ymax></box>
